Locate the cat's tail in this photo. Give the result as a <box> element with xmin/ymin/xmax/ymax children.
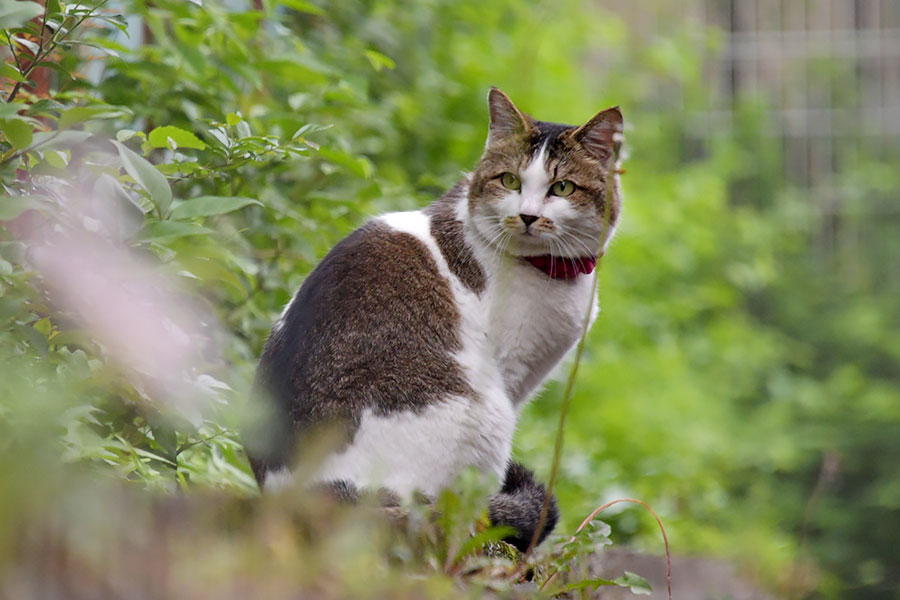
<box><xmin>489</xmin><ymin>461</ymin><xmax>559</xmax><ymax>552</ymax></box>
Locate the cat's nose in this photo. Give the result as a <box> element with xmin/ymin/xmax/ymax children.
<box><xmin>519</xmin><ymin>214</ymin><xmax>539</xmax><ymax>228</ymax></box>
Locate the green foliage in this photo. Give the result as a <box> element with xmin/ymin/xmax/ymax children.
<box><xmin>2</xmin><ymin>1</ymin><xmax>898</xmax><ymax>598</ymax></box>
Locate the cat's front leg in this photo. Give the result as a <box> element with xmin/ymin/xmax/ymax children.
<box><xmin>488</xmin><ymin>461</ymin><xmax>559</xmax><ymax>551</ymax></box>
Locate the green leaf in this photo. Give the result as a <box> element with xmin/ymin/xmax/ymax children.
<box><xmin>0</xmin><ymin>195</ymin><xmax>47</xmax><ymax>220</ymax></box>
<box><xmin>0</xmin><ymin>241</ymin><xmax>27</xmax><ymax>264</ymax></box>
<box><xmin>60</xmin><ymin>39</ymin><xmax>120</xmax><ymax>57</ymax></box>
<box><xmin>112</xmin><ymin>140</ymin><xmax>173</xmax><ymax>216</ymax></box>
<box><xmin>0</xmin><ymin>296</ymin><xmax>26</xmax><ymax>326</ymax></box>
<box><xmin>140</xmin><ymin>221</ymin><xmax>215</xmax><ymax>243</ymax></box>
<box><xmin>0</xmin><ymin>1</ymin><xmax>43</xmax><ymax>30</ymax></box>
<box><xmin>148</xmin><ymin>126</ymin><xmax>207</xmax><ymax>150</ymax></box>
<box><xmin>317</xmin><ymin>147</ymin><xmax>374</xmax><ymax>179</ymax></box>
<box><xmin>0</xmin><ymin>64</ymin><xmax>26</xmax><ymax>83</ymax></box>
<box><xmin>94</xmin><ymin>173</ymin><xmax>146</xmax><ymax>237</ymax></box>
<box><xmin>57</xmin><ymin>107</ymin><xmax>96</xmax><ymax>130</ymax></box>
<box><xmin>26</xmin><ymin>98</ymin><xmax>65</xmax><ymax>116</ymax></box>
<box><xmin>43</xmin><ymin>149</ymin><xmax>68</xmax><ymax>168</ymax></box>
<box><xmin>0</xmin><ymin>118</ymin><xmax>33</xmax><ymax>149</ymax></box>
<box><xmin>16</xmin><ymin>19</ymin><xmax>40</xmax><ymax>36</ymax></box>
<box><xmin>97</xmin><ymin>13</ymin><xmax>128</xmax><ymax>33</ymax></box>
<box><xmin>364</xmin><ymin>49</ymin><xmax>396</xmax><ymax>72</ymax></box>
<box><xmin>280</xmin><ymin>0</ymin><xmax>325</xmax><ymax>15</ymax></box>
<box><xmin>613</xmin><ymin>571</ymin><xmax>653</xmax><ymax>595</ymax></box>
<box><xmin>33</xmin><ymin>317</ymin><xmax>52</xmax><ymax>336</ymax></box>
<box><xmin>34</xmin><ymin>60</ymin><xmax>73</xmax><ymax>80</ymax></box>
<box><xmin>148</xmin><ymin>416</ymin><xmax>178</xmax><ymax>463</ymax></box>
<box><xmin>17</xmin><ymin>322</ymin><xmax>48</xmax><ymax>355</ymax></box>
<box><xmin>291</xmin><ymin>122</ymin><xmax>329</xmax><ymax>140</ymax></box>
<box><xmin>225</xmin><ymin>112</ymin><xmax>242</xmax><ymax>127</ymax></box>
<box><xmin>170</xmin><ymin>196</ymin><xmax>262</xmax><ymax>220</ymax></box>
<box><xmin>45</xmin><ymin>0</ymin><xmax>61</xmax><ymax>17</ymax></box>
<box><xmin>28</xmin><ymin>130</ymin><xmax>92</xmax><ymax>152</ymax></box>
<box><xmin>175</xmin><ymin>255</ymin><xmax>247</xmax><ymax>299</ymax></box>
<box><xmin>48</xmin><ymin>329</ymin><xmax>92</xmax><ymax>349</ymax></box>
<box><xmin>81</xmin><ymin>35</ymin><xmax>130</xmax><ymax>54</ymax></box>
<box><xmin>11</xmin><ymin>35</ymin><xmax>39</xmax><ymax>54</ymax></box>
<box><xmin>563</xmin><ymin>578</ymin><xmax>618</xmax><ymax>592</ymax></box>
<box><xmin>115</xmin><ymin>129</ymin><xmax>144</xmax><ymax>142</ymax></box>
<box><xmin>132</xmin><ymin>446</ymin><xmax>176</xmax><ymax>467</ymax></box>
<box><xmin>58</xmin><ymin>105</ymin><xmax>130</xmax><ymax>129</ymax></box>
<box><xmin>0</xmin><ymin>102</ymin><xmax>20</xmax><ymax>119</ymax></box>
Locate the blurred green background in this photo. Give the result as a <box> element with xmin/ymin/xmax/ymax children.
<box><xmin>1</xmin><ymin>1</ymin><xmax>898</xmax><ymax>598</ymax></box>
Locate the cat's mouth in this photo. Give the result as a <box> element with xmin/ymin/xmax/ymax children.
<box><xmin>521</xmin><ymin>255</ymin><xmax>597</xmax><ymax>280</ymax></box>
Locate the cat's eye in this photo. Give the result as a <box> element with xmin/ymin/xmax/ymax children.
<box><xmin>500</xmin><ymin>172</ymin><xmax>521</xmax><ymax>191</ymax></box>
<box><xmin>550</xmin><ymin>180</ymin><xmax>576</xmax><ymax>197</ymax></box>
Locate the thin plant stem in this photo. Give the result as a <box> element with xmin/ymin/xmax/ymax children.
<box><xmin>7</xmin><ymin>35</ymin><xmax>23</xmax><ymax>73</ymax></box>
<box><xmin>522</xmin><ymin>266</ymin><xmax>598</xmax><ymax>558</ymax></box>
<box><xmin>523</xmin><ymin>152</ymin><xmax>617</xmax><ymax>559</ymax></box>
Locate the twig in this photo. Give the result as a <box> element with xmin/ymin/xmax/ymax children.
<box><xmin>175</xmin><ymin>430</ymin><xmax>225</xmax><ymax>456</ymax></box>
<box><xmin>787</xmin><ymin>449</ymin><xmax>839</xmax><ymax>599</ymax></box>
<box><xmin>38</xmin><ymin>3</ymin><xmax>48</xmax><ymax>46</ymax></box>
<box><xmin>7</xmin><ymin>35</ymin><xmax>23</xmax><ymax>73</ymax></box>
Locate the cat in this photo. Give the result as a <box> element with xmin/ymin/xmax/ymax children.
<box><xmin>244</xmin><ymin>88</ymin><xmax>623</xmax><ymax>551</ymax></box>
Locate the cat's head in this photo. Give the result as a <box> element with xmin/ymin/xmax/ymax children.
<box><xmin>468</xmin><ymin>88</ymin><xmax>623</xmax><ymax>263</ymax></box>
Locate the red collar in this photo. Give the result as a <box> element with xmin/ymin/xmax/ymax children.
<box><xmin>523</xmin><ymin>255</ymin><xmax>597</xmax><ymax>280</ymax></box>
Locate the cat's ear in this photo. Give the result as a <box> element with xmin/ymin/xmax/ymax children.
<box><xmin>487</xmin><ymin>87</ymin><xmax>533</xmax><ymax>145</ymax></box>
<box><xmin>569</xmin><ymin>106</ymin><xmax>623</xmax><ymax>164</ymax></box>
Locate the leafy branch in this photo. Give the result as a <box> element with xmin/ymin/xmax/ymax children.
<box><xmin>5</xmin><ymin>0</ymin><xmax>111</xmax><ymax>103</ymax></box>
<box><xmin>540</xmin><ymin>498</ymin><xmax>672</xmax><ymax>598</ymax></box>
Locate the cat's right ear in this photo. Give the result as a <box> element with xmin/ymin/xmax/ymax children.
<box><xmin>569</xmin><ymin>106</ymin><xmax>624</xmax><ymax>165</ymax></box>
<box><xmin>487</xmin><ymin>87</ymin><xmax>533</xmax><ymax>146</ymax></box>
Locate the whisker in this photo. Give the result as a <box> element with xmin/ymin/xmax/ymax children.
<box><xmin>498</xmin><ymin>230</ymin><xmax>512</xmax><ymax>264</ymax></box>
<box><xmin>558</xmin><ymin>238</ymin><xmax>574</xmax><ymax>260</ymax></box>
<box><xmin>545</xmin><ymin>238</ymin><xmax>561</xmax><ymax>287</ymax></box>
<box><xmin>488</xmin><ymin>228</ymin><xmax>510</xmax><ymax>269</ymax></box>
<box><xmin>557</xmin><ymin>229</ymin><xmax>596</xmax><ymax>258</ymax></box>
<box><xmin>483</xmin><ymin>227</ymin><xmax>506</xmax><ymax>248</ymax></box>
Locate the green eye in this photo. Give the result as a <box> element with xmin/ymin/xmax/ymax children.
<box><xmin>550</xmin><ymin>180</ymin><xmax>576</xmax><ymax>197</ymax></box>
<box><xmin>500</xmin><ymin>172</ymin><xmax>521</xmax><ymax>191</ymax></box>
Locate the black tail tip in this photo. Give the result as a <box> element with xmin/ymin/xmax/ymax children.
<box><xmin>489</xmin><ymin>462</ymin><xmax>559</xmax><ymax>552</ymax></box>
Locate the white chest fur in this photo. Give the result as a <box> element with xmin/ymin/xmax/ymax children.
<box><xmin>485</xmin><ymin>258</ymin><xmax>595</xmax><ymax>404</ymax></box>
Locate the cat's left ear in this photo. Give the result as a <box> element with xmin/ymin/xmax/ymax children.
<box><xmin>569</xmin><ymin>106</ymin><xmax>624</xmax><ymax>164</ymax></box>
<box><xmin>486</xmin><ymin>87</ymin><xmax>534</xmax><ymax>146</ymax></box>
